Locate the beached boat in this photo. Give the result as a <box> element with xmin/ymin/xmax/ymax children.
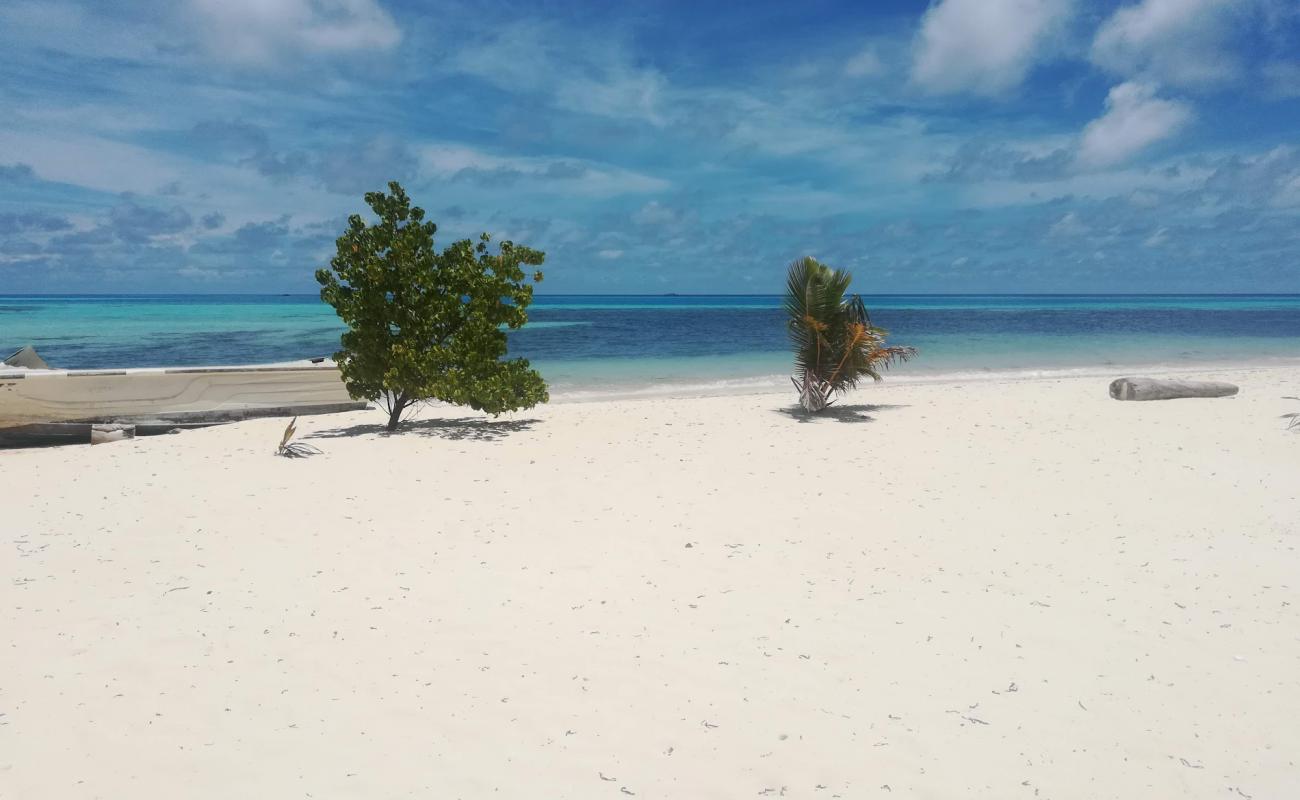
<box><xmin>0</xmin><ymin>347</ymin><xmax>366</xmax><ymax>446</ymax></box>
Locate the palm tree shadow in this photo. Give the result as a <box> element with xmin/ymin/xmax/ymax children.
<box><xmin>776</xmin><ymin>403</ymin><xmax>907</xmax><ymax>424</ymax></box>
<box><xmin>306</xmin><ymin>416</ymin><xmax>540</xmax><ymax>441</ymax></box>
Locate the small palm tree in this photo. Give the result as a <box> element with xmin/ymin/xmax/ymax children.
<box><xmin>785</xmin><ymin>256</ymin><xmax>915</xmax><ymax>413</ymax></box>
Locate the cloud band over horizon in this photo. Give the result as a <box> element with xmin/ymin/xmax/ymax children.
<box><xmin>1</xmin><ymin>0</ymin><xmax>1298</xmax><ymax>294</ymax></box>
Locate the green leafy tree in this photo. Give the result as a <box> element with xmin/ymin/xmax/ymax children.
<box><xmin>785</xmin><ymin>256</ymin><xmax>915</xmax><ymax>413</ymax></box>
<box><xmin>316</xmin><ymin>182</ymin><xmax>548</xmax><ymax>431</ymax></box>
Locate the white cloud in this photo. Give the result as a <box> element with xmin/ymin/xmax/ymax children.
<box><xmin>911</xmin><ymin>0</ymin><xmax>1074</xmax><ymax>96</ymax></box>
<box><xmin>449</xmin><ymin>22</ymin><xmax>667</xmax><ymax>126</ymax></box>
<box><xmin>1090</xmin><ymin>0</ymin><xmax>1242</xmax><ymax>89</ymax></box>
<box><xmin>0</xmin><ymin>2</ymin><xmax>167</xmax><ymax>62</ymax></box>
<box><xmin>188</xmin><ymin>0</ymin><xmax>401</xmax><ymax>66</ymax></box>
<box><xmin>844</xmin><ymin>46</ymin><xmax>885</xmax><ymax>78</ymax></box>
<box><xmin>1143</xmin><ymin>227</ymin><xmax>1171</xmax><ymax>247</ymax></box>
<box><xmin>1078</xmin><ymin>82</ymin><xmax>1192</xmax><ymax>168</ymax></box>
<box><xmin>177</xmin><ymin>265</ymin><xmax>255</xmax><ymax>281</ymax></box>
<box><xmin>418</xmin><ymin>145</ymin><xmax>669</xmax><ymax>196</ymax></box>
<box><xmin>1262</xmin><ymin>61</ymin><xmax>1300</xmax><ymax>98</ymax></box>
<box><xmin>596</xmin><ymin>249</ymin><xmax>624</xmax><ymax>259</ymax></box>
<box><xmin>1048</xmin><ymin>211</ymin><xmax>1089</xmax><ymax>237</ymax></box>
<box><xmin>0</xmin><ymin>0</ymin><xmax>401</xmax><ymax>69</ymax></box>
<box><xmin>1202</xmin><ymin>145</ymin><xmax>1300</xmax><ymax>209</ymax></box>
<box><xmin>631</xmin><ymin>201</ymin><xmax>681</xmax><ymax>226</ymax></box>
<box><xmin>555</xmin><ymin>70</ymin><xmax>667</xmax><ymax>127</ymax></box>
<box><xmin>1278</xmin><ymin>174</ymin><xmax>1300</xmax><ymax>207</ymax></box>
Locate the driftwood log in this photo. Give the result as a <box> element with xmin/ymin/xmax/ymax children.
<box><xmin>1109</xmin><ymin>377</ymin><xmax>1239</xmax><ymax>401</ymax></box>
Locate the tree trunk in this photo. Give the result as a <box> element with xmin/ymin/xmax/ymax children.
<box><xmin>385</xmin><ymin>396</ymin><xmax>407</xmax><ymax>431</ymax></box>
<box><xmin>794</xmin><ymin>372</ymin><xmax>832</xmax><ymax>413</ymax></box>
<box><xmin>1109</xmin><ymin>377</ymin><xmax>1239</xmax><ymax>401</ymax></box>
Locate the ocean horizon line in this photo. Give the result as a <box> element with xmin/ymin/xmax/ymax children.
<box><xmin>6</xmin><ymin>291</ymin><xmax>1300</xmax><ymax>299</ymax></box>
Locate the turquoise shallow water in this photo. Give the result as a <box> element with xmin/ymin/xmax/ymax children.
<box><xmin>3</xmin><ymin>294</ymin><xmax>1299</xmax><ymax>395</ymax></box>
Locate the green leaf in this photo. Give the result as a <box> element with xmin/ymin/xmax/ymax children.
<box><xmin>317</xmin><ymin>181</ymin><xmax>549</xmax><ymax>431</ymax></box>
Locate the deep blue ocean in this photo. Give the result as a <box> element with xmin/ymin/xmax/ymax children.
<box><xmin>3</xmin><ymin>294</ymin><xmax>1299</xmax><ymax>396</ymax></box>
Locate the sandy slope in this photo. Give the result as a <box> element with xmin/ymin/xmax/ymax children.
<box><xmin>3</xmin><ymin>368</ymin><xmax>1298</xmax><ymax>799</ymax></box>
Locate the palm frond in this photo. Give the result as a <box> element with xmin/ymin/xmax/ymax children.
<box><xmin>783</xmin><ymin>257</ymin><xmax>915</xmax><ymax>412</ymax></box>
<box><xmin>276</xmin><ymin>416</ymin><xmax>323</xmax><ymax>458</ymax></box>
<box><xmin>278</xmin><ymin>417</ymin><xmax>297</xmax><ymax>450</ymax></box>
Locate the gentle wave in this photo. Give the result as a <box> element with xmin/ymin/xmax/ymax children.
<box><xmin>546</xmin><ymin>356</ymin><xmax>1300</xmax><ymax>403</ymax></box>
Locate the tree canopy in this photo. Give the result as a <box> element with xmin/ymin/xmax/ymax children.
<box><xmin>316</xmin><ymin>182</ymin><xmax>548</xmax><ymax>431</ymax></box>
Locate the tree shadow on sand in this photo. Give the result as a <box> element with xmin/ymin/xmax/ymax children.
<box><xmin>306</xmin><ymin>416</ymin><xmax>540</xmax><ymax>442</ymax></box>
<box><xmin>775</xmin><ymin>403</ymin><xmax>907</xmax><ymax>424</ymax></box>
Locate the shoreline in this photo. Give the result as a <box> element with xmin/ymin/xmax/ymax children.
<box><xmin>545</xmin><ymin>357</ymin><xmax>1300</xmax><ymax>403</ymax></box>
<box><xmin>8</xmin><ymin>354</ymin><xmax>1295</xmax><ymax>406</ymax></box>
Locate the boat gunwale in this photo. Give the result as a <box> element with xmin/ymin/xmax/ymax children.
<box><xmin>0</xmin><ymin>363</ymin><xmax>340</xmax><ymax>380</ymax></box>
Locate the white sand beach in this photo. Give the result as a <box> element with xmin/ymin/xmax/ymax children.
<box><xmin>3</xmin><ymin>367</ymin><xmax>1298</xmax><ymax>799</ymax></box>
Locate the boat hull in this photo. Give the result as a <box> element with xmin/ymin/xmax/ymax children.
<box><xmin>0</xmin><ymin>364</ymin><xmax>366</xmax><ymax>444</ymax></box>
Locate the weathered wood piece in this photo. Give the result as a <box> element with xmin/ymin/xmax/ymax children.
<box><xmin>90</xmin><ymin>424</ymin><xmax>135</xmax><ymax>445</ymax></box>
<box><xmin>1109</xmin><ymin>377</ymin><xmax>1239</xmax><ymax>401</ymax></box>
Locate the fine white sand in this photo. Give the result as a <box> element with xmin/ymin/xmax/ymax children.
<box><xmin>3</xmin><ymin>367</ymin><xmax>1299</xmax><ymax>798</ymax></box>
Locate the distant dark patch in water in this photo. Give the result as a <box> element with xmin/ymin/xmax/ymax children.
<box><xmin>28</xmin><ymin>328</ymin><xmax>340</xmax><ymax>370</ymax></box>
<box><xmin>0</xmin><ymin>306</ymin><xmax>34</xmax><ymax>313</ymax></box>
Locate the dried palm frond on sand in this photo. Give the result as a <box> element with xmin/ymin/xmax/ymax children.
<box><xmin>276</xmin><ymin>417</ymin><xmax>322</xmax><ymax>458</ymax></box>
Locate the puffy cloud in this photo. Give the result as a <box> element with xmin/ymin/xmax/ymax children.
<box><xmin>191</xmin><ymin>120</ymin><xmax>271</xmax><ymax>155</ymax></box>
<box><xmin>313</xmin><ymin>136</ymin><xmax>418</xmax><ymax>195</ymax></box>
<box><xmin>190</xmin><ymin>216</ymin><xmax>292</xmax><ymax>255</ymax></box>
<box><xmin>1198</xmin><ymin>145</ymin><xmax>1300</xmax><ymax>208</ymax></box>
<box><xmin>421</xmin><ymin>144</ymin><xmax>668</xmax><ymax>197</ymax></box>
<box><xmin>0</xmin><ymin>163</ymin><xmax>37</xmax><ymax>183</ymax></box>
<box><xmin>631</xmin><ymin>201</ymin><xmax>683</xmax><ymax>226</ymax></box>
<box><xmin>1262</xmin><ymin>61</ymin><xmax>1300</xmax><ymax>98</ymax></box>
<box><xmin>187</xmin><ymin>0</ymin><xmax>401</xmax><ymax>67</ymax></box>
<box><xmin>1143</xmin><ymin>226</ymin><xmax>1170</xmax><ymax>246</ymax></box>
<box><xmin>0</xmin><ymin>212</ymin><xmax>73</xmax><ymax>234</ymax></box>
<box><xmin>925</xmin><ymin>141</ymin><xmax>1072</xmax><ymax>183</ymax></box>
<box><xmin>1078</xmin><ymin>82</ymin><xmax>1192</xmax><ymax>167</ymax></box>
<box><xmin>108</xmin><ymin>199</ymin><xmax>193</xmax><ymax>242</ymax></box>
<box><xmin>0</xmin><ymin>236</ymin><xmax>44</xmax><ymax>258</ymax></box>
<box><xmin>448</xmin><ymin>21</ymin><xmax>668</xmax><ymax>126</ymax></box>
<box><xmin>911</xmin><ymin>0</ymin><xmax>1074</xmax><ymax>96</ymax></box>
<box><xmin>844</xmin><ymin>47</ymin><xmax>885</xmax><ymax>78</ymax></box>
<box><xmin>1047</xmin><ymin>211</ymin><xmax>1089</xmax><ymax>237</ymax></box>
<box><xmin>1090</xmin><ymin>0</ymin><xmax>1243</xmax><ymax>89</ymax></box>
<box><xmin>189</xmin><ymin>122</ymin><xmax>415</xmax><ymax>194</ymax></box>
<box><xmin>544</xmin><ymin>161</ymin><xmax>588</xmax><ymax>179</ymax></box>
<box><xmin>0</xmin><ymin>0</ymin><xmax>400</xmax><ymax>74</ymax></box>
<box><xmin>451</xmin><ymin>166</ymin><xmax>528</xmax><ymax>187</ymax></box>
<box><xmin>49</xmin><ymin>225</ymin><xmax>116</xmax><ymax>250</ymax></box>
<box><xmin>190</xmin><ymin>120</ymin><xmax>312</xmax><ymax>182</ymax></box>
<box><xmin>250</xmin><ymin>150</ymin><xmax>313</xmax><ymax>182</ymax></box>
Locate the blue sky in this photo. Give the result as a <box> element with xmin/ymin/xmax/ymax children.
<box><xmin>1</xmin><ymin>0</ymin><xmax>1298</xmax><ymax>293</ymax></box>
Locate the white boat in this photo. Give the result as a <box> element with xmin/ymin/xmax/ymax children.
<box><xmin>1</xmin><ymin>347</ymin><xmax>366</xmax><ymax>446</ymax></box>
